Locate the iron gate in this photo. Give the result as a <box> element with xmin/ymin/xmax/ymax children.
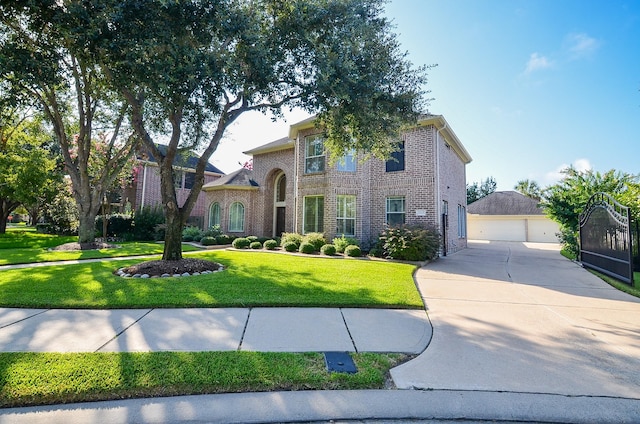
<box><xmin>579</xmin><ymin>192</ymin><xmax>634</xmax><ymax>285</ymax></box>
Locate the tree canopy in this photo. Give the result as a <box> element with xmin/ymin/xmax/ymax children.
<box><xmin>0</xmin><ymin>1</ymin><xmax>140</xmax><ymax>243</ymax></box>
<box><xmin>87</xmin><ymin>0</ymin><xmax>429</xmax><ymax>260</ymax></box>
<box><xmin>467</xmin><ymin>176</ymin><xmax>497</xmax><ymax>204</ymax></box>
<box><xmin>514</xmin><ymin>179</ymin><xmax>542</xmax><ymax>200</ymax></box>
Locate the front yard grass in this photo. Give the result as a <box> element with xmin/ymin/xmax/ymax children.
<box><xmin>0</xmin><ymin>351</ymin><xmax>408</xmax><ymax>408</ymax></box>
<box><xmin>0</xmin><ymin>249</ymin><xmax>422</xmax><ymax>407</ymax></box>
<box><xmin>0</xmin><ymin>228</ymin><xmax>202</xmax><ymax>265</ymax></box>
<box><xmin>0</xmin><ymin>250</ymin><xmax>423</xmax><ymax>309</ymax></box>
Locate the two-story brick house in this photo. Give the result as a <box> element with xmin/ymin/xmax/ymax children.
<box><xmin>202</xmin><ymin>114</ymin><xmax>472</xmax><ymax>254</ymax></box>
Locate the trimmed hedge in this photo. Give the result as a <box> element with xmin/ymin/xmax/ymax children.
<box><xmin>345</xmin><ymin>245</ymin><xmax>362</xmax><ymax>257</ymax></box>
<box><xmin>299</xmin><ymin>242</ymin><xmax>315</xmax><ymax>254</ymax></box>
<box><xmin>232</xmin><ymin>237</ymin><xmax>251</xmax><ymax>249</ymax></box>
<box><xmin>263</xmin><ymin>239</ymin><xmax>278</xmax><ymax>250</ymax></box>
<box><xmin>320</xmin><ymin>244</ymin><xmax>336</xmax><ymax>256</ymax></box>
<box><xmin>250</xmin><ymin>241</ymin><xmax>263</xmax><ymax>249</ymax></box>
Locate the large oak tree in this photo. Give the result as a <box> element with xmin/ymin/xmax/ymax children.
<box><xmin>95</xmin><ymin>0</ymin><xmax>429</xmax><ymax>260</ymax></box>
<box><xmin>0</xmin><ymin>1</ymin><xmax>140</xmax><ymax>243</ymax></box>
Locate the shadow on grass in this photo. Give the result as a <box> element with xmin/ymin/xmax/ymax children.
<box><xmin>0</xmin><ymin>251</ymin><xmax>423</xmax><ymax>309</ymax></box>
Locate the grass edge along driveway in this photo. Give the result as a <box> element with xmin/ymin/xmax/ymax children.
<box><xmin>0</xmin><ymin>250</ymin><xmax>424</xmax><ymax>309</ymax></box>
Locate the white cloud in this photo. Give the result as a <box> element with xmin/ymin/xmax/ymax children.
<box><xmin>565</xmin><ymin>33</ymin><xmax>601</xmax><ymax>59</ymax></box>
<box><xmin>524</xmin><ymin>52</ymin><xmax>553</xmax><ymax>74</ymax></box>
<box><xmin>544</xmin><ymin>158</ymin><xmax>593</xmax><ymax>185</ymax></box>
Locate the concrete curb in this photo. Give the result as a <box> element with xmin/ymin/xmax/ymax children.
<box><xmin>1</xmin><ymin>390</ymin><xmax>639</xmax><ymax>423</ymax></box>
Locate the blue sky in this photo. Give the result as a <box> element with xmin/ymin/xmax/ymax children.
<box><xmin>212</xmin><ymin>0</ymin><xmax>640</xmax><ymax>191</ymax></box>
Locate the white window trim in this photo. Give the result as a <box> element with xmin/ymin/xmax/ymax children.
<box><xmin>209</xmin><ymin>202</ymin><xmax>221</xmax><ymax>227</ymax></box>
<box><xmin>229</xmin><ymin>202</ymin><xmax>245</xmax><ymax>233</ymax></box>
<box><xmin>386</xmin><ymin>196</ymin><xmax>406</xmax><ymax>225</ymax></box>
<box><xmin>303</xmin><ymin>195</ymin><xmax>324</xmax><ymax>234</ymax></box>
<box><xmin>304</xmin><ymin>135</ymin><xmax>325</xmax><ymax>174</ymax></box>
<box><xmin>336</xmin><ymin>195</ymin><xmax>356</xmax><ymax>236</ymax></box>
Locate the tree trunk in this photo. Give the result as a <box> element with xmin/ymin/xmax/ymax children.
<box><xmin>163</xmin><ymin>206</ymin><xmax>185</xmax><ymax>261</ymax></box>
<box><xmin>77</xmin><ymin>209</ymin><xmax>98</xmax><ymax>244</ymax></box>
<box><xmin>0</xmin><ymin>198</ymin><xmax>18</xmax><ymax>234</ymax></box>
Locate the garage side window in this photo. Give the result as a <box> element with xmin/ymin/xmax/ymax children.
<box><xmin>457</xmin><ymin>204</ymin><xmax>466</xmax><ymax>238</ymax></box>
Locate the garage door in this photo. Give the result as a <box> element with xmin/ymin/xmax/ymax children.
<box><xmin>527</xmin><ymin>219</ymin><xmax>560</xmax><ymax>243</ymax></box>
<box><xmin>468</xmin><ymin>217</ymin><xmax>526</xmax><ymax>241</ymax></box>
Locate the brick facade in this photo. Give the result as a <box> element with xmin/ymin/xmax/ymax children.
<box><xmin>204</xmin><ymin>115</ymin><xmax>471</xmax><ymax>254</ymax></box>
<box><xmin>129</xmin><ymin>162</ymin><xmax>222</xmax><ymax>228</ymax></box>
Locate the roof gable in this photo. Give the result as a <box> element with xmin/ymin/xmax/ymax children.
<box><xmin>140</xmin><ymin>144</ymin><xmax>224</xmax><ymax>175</ymax></box>
<box><xmin>202</xmin><ymin>168</ymin><xmax>258</xmax><ymax>191</ymax></box>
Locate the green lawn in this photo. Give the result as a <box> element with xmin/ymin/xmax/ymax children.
<box><xmin>0</xmin><ymin>234</ymin><xmax>423</xmax><ymax>407</ymax></box>
<box><xmin>0</xmin><ymin>250</ymin><xmax>423</xmax><ymax>309</ymax></box>
<box><xmin>0</xmin><ymin>351</ymin><xmax>407</xmax><ymax>408</ymax></box>
<box><xmin>0</xmin><ymin>229</ymin><xmax>201</xmax><ymax>265</ymax></box>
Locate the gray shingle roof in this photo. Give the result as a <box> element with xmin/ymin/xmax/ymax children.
<box><xmin>467</xmin><ymin>191</ymin><xmax>543</xmax><ymax>215</ymax></box>
<box><xmin>202</xmin><ymin>168</ymin><xmax>258</xmax><ymax>190</ymax></box>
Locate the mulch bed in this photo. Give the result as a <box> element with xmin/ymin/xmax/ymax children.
<box><xmin>50</xmin><ymin>242</ymin><xmax>117</xmax><ymax>251</ymax></box>
<box><xmin>118</xmin><ymin>259</ymin><xmax>222</xmax><ymax>276</ymax></box>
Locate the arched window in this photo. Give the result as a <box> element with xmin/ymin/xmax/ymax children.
<box><xmin>209</xmin><ymin>202</ymin><xmax>221</xmax><ymax>228</ymax></box>
<box><xmin>276</xmin><ymin>174</ymin><xmax>286</xmax><ymax>202</ymax></box>
<box><xmin>229</xmin><ymin>202</ymin><xmax>245</xmax><ymax>232</ymax></box>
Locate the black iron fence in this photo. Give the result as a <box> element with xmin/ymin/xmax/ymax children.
<box><xmin>579</xmin><ymin>192</ymin><xmax>634</xmax><ymax>286</ymax></box>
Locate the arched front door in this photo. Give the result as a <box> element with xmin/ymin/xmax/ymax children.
<box><xmin>274</xmin><ymin>172</ymin><xmax>286</xmax><ymax>237</ymax></box>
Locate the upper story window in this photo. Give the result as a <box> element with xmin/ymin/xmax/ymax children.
<box><xmin>336</xmin><ymin>149</ymin><xmax>356</xmax><ymax>172</ymax></box>
<box><xmin>184</xmin><ymin>172</ymin><xmax>195</xmax><ymax>189</ymax></box>
<box><xmin>173</xmin><ymin>170</ymin><xmax>184</xmax><ymax>189</ymax></box>
<box><xmin>386</xmin><ymin>196</ymin><xmax>406</xmax><ymax>226</ymax></box>
<box><xmin>385</xmin><ymin>141</ymin><xmax>405</xmax><ymax>172</ymax></box>
<box><xmin>304</xmin><ymin>135</ymin><xmax>325</xmax><ymax>174</ymax></box>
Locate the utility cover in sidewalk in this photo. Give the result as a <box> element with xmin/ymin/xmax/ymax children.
<box><xmin>324</xmin><ymin>351</ymin><xmax>357</xmax><ymax>374</ymax></box>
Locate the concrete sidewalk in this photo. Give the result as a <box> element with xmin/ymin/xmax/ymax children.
<box><xmin>0</xmin><ymin>307</ymin><xmax>431</xmax><ymax>353</ymax></box>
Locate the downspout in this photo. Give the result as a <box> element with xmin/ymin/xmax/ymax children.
<box><xmin>435</xmin><ymin>127</ymin><xmax>442</xmax><ymax>255</ymax></box>
<box><xmin>140</xmin><ymin>163</ymin><xmax>148</xmax><ymax>210</ymax></box>
<box><xmin>293</xmin><ymin>137</ymin><xmax>299</xmax><ymax>233</ymax></box>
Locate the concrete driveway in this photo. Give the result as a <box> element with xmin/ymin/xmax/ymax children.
<box><xmin>392</xmin><ymin>241</ymin><xmax>640</xmax><ymax>399</ymax></box>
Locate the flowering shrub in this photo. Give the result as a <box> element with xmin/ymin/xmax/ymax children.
<box><xmin>378</xmin><ymin>225</ymin><xmax>440</xmax><ymax>261</ymax></box>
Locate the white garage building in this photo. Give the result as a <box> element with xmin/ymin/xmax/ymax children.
<box><xmin>467</xmin><ymin>191</ymin><xmax>560</xmax><ymax>243</ymax></box>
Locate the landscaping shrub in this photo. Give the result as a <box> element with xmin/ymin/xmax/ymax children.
<box><xmin>332</xmin><ymin>235</ymin><xmax>359</xmax><ymax>253</ymax></box>
<box><xmin>202</xmin><ymin>224</ymin><xmax>223</xmax><ymax>238</ymax></box>
<box><xmin>133</xmin><ymin>206</ymin><xmax>165</xmax><ymax>241</ymax></box>
<box><xmin>200</xmin><ymin>236</ymin><xmax>217</xmax><ymax>246</ymax></box>
<box><xmin>216</xmin><ymin>234</ymin><xmax>231</xmax><ymax>245</ymax></box>
<box><xmin>182</xmin><ymin>226</ymin><xmax>204</xmax><ymax>242</ymax></box>
<box><xmin>250</xmin><ymin>241</ymin><xmax>262</xmax><ymax>249</ymax></box>
<box><xmin>280</xmin><ymin>232</ymin><xmax>303</xmax><ymax>249</ymax></box>
<box><xmin>302</xmin><ymin>232</ymin><xmax>326</xmax><ymax>251</ymax></box>
<box><xmin>232</xmin><ymin>237</ymin><xmax>251</xmax><ymax>249</ymax></box>
<box><xmin>320</xmin><ymin>244</ymin><xmax>336</xmax><ymax>256</ymax></box>
<box><xmin>378</xmin><ymin>225</ymin><xmax>440</xmax><ymax>261</ymax></box>
<box><xmin>247</xmin><ymin>235</ymin><xmax>258</xmax><ymax>242</ymax></box>
<box><xmin>345</xmin><ymin>245</ymin><xmax>362</xmax><ymax>257</ymax></box>
<box><xmin>263</xmin><ymin>239</ymin><xmax>278</xmax><ymax>250</ymax></box>
<box><xmin>283</xmin><ymin>241</ymin><xmax>298</xmax><ymax>252</ymax></box>
<box><xmin>96</xmin><ymin>214</ymin><xmax>133</xmax><ymax>238</ymax></box>
<box><xmin>299</xmin><ymin>242</ymin><xmax>315</xmax><ymax>254</ymax></box>
<box><xmin>36</xmin><ymin>223</ymin><xmax>53</xmax><ymax>234</ymax></box>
